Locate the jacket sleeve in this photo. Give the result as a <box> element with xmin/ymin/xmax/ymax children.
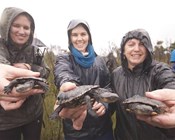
<box><xmin>0</xmin><ymin>55</ymin><xmax>11</xmax><ymax>64</ymax></box>
<box><xmin>152</xmin><ymin>62</ymin><xmax>175</xmax><ymax>89</ymax></box>
<box><xmin>54</xmin><ymin>54</ymin><xmax>80</xmax><ymax>89</ymax></box>
<box><xmin>153</xmin><ymin>62</ymin><xmax>175</xmax><ymax>137</ymax></box>
<box><xmin>0</xmin><ymin>44</ymin><xmax>11</xmax><ymax>64</ymax></box>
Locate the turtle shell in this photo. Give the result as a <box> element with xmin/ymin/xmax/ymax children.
<box><xmin>123</xmin><ymin>95</ymin><xmax>168</xmax><ymax>115</ymax></box>
<box><xmin>4</xmin><ymin>77</ymin><xmax>48</xmax><ymax>94</ymax></box>
<box><xmin>57</xmin><ymin>85</ymin><xmax>99</xmax><ymax>107</ymax></box>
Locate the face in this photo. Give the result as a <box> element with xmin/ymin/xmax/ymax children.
<box><xmin>124</xmin><ymin>38</ymin><xmax>147</xmax><ymax>70</ymax></box>
<box><xmin>10</xmin><ymin>14</ymin><xmax>31</xmax><ymax>47</ymax></box>
<box><xmin>70</xmin><ymin>25</ymin><xmax>89</xmax><ymax>53</ymax></box>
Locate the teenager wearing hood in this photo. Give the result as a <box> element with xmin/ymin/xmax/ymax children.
<box><xmin>0</xmin><ymin>7</ymin><xmax>50</xmax><ymax>140</ymax></box>
<box><xmin>53</xmin><ymin>19</ymin><xmax>115</xmax><ymax>140</ymax></box>
<box><xmin>111</xmin><ymin>29</ymin><xmax>175</xmax><ymax>140</ymax></box>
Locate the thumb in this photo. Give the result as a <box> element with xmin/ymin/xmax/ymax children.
<box><xmin>72</xmin><ymin>110</ymin><xmax>87</xmax><ymax>130</ymax></box>
<box><xmin>146</xmin><ymin>89</ymin><xmax>175</xmax><ymax>102</ymax></box>
<box><xmin>8</xmin><ymin>67</ymin><xmax>40</xmax><ymax>79</ymax></box>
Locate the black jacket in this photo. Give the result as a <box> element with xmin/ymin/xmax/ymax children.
<box><xmin>54</xmin><ymin>53</ymin><xmax>114</xmax><ymax>139</ymax></box>
<box><xmin>112</xmin><ymin>29</ymin><xmax>175</xmax><ymax>140</ymax></box>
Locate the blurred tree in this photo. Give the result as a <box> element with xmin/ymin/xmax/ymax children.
<box><xmin>41</xmin><ymin>47</ymin><xmax>64</xmax><ymax>140</ymax></box>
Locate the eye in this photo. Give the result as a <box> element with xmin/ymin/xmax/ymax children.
<box><xmin>127</xmin><ymin>41</ymin><xmax>135</xmax><ymax>47</ymax></box>
<box><xmin>81</xmin><ymin>32</ymin><xmax>87</xmax><ymax>37</ymax></box>
<box><xmin>12</xmin><ymin>24</ymin><xmax>30</xmax><ymax>31</ymax></box>
<box><xmin>71</xmin><ymin>33</ymin><xmax>78</xmax><ymax>37</ymax></box>
<box><xmin>12</xmin><ymin>23</ymin><xmax>20</xmax><ymax>28</ymax></box>
<box><xmin>23</xmin><ymin>26</ymin><xmax>30</xmax><ymax>30</ymax></box>
<box><xmin>139</xmin><ymin>42</ymin><xmax>144</xmax><ymax>47</ymax></box>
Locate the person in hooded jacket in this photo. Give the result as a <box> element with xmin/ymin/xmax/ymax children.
<box><xmin>111</xmin><ymin>29</ymin><xmax>175</xmax><ymax>140</ymax></box>
<box><xmin>0</xmin><ymin>7</ymin><xmax>50</xmax><ymax>140</ymax></box>
<box><xmin>53</xmin><ymin>19</ymin><xmax>115</xmax><ymax>140</ymax></box>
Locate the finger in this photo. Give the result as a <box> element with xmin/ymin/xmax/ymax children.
<box><xmin>60</xmin><ymin>82</ymin><xmax>76</xmax><ymax>92</ymax></box>
<box><xmin>146</xmin><ymin>89</ymin><xmax>175</xmax><ymax>102</ymax></box>
<box><xmin>1</xmin><ymin>99</ymin><xmax>26</xmax><ymax>110</ymax></box>
<box><xmin>92</xmin><ymin>102</ymin><xmax>106</xmax><ymax>116</ymax></box>
<box><xmin>96</xmin><ymin>107</ymin><xmax>105</xmax><ymax>114</ymax></box>
<box><xmin>72</xmin><ymin>110</ymin><xmax>87</xmax><ymax>130</ymax></box>
<box><xmin>92</xmin><ymin>102</ymin><xmax>102</xmax><ymax>110</ymax></box>
<box><xmin>96</xmin><ymin>106</ymin><xmax>106</xmax><ymax>116</ymax></box>
<box><xmin>0</xmin><ymin>96</ymin><xmax>22</xmax><ymax>102</ymax></box>
<box><xmin>151</xmin><ymin>113</ymin><xmax>175</xmax><ymax>128</ymax></box>
<box><xmin>71</xmin><ymin>105</ymin><xmax>87</xmax><ymax>118</ymax></box>
<box><xmin>137</xmin><ymin>113</ymin><xmax>175</xmax><ymax>128</ymax></box>
<box><xmin>136</xmin><ymin>115</ymin><xmax>159</xmax><ymax>127</ymax></box>
<box><xmin>0</xmin><ymin>78</ymin><xmax>10</xmax><ymax>92</ymax></box>
<box><xmin>59</xmin><ymin>105</ymin><xmax>86</xmax><ymax>119</ymax></box>
<box><xmin>6</xmin><ymin>67</ymin><xmax>40</xmax><ymax>80</ymax></box>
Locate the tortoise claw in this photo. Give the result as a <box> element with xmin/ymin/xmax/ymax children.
<box><xmin>3</xmin><ymin>86</ymin><xmax>11</xmax><ymax>94</ymax></box>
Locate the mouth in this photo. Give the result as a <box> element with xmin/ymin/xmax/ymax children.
<box><xmin>131</xmin><ymin>54</ymin><xmax>142</xmax><ymax>58</ymax></box>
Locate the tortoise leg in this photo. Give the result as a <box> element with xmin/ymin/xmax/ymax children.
<box><xmin>84</xmin><ymin>95</ymin><xmax>97</xmax><ymax>118</ymax></box>
<box><xmin>49</xmin><ymin>105</ymin><xmax>63</xmax><ymax>120</ymax></box>
<box><xmin>3</xmin><ymin>80</ymin><xmax>18</xmax><ymax>94</ymax></box>
<box><xmin>37</xmin><ymin>81</ymin><xmax>48</xmax><ymax>92</ymax></box>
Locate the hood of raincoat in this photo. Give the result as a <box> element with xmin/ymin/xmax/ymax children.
<box><xmin>0</xmin><ymin>7</ymin><xmax>35</xmax><ymax>46</ymax></box>
<box><xmin>120</xmin><ymin>29</ymin><xmax>153</xmax><ymax>72</ymax></box>
<box><xmin>67</xmin><ymin>19</ymin><xmax>92</xmax><ymax>46</ymax></box>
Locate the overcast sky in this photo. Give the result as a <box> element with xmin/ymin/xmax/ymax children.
<box><xmin>0</xmin><ymin>0</ymin><xmax>175</xmax><ymax>54</ymax></box>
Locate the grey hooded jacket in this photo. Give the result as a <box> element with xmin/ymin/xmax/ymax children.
<box><xmin>0</xmin><ymin>7</ymin><xmax>50</xmax><ymax>130</ymax></box>
<box><xmin>54</xmin><ymin>19</ymin><xmax>114</xmax><ymax>139</ymax></box>
<box><xmin>112</xmin><ymin>29</ymin><xmax>175</xmax><ymax>140</ymax></box>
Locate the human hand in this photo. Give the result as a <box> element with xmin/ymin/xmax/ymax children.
<box><xmin>53</xmin><ymin>82</ymin><xmax>77</xmax><ymax>117</ymax></box>
<box><xmin>60</xmin><ymin>105</ymin><xmax>87</xmax><ymax>130</ymax></box>
<box><xmin>54</xmin><ymin>82</ymin><xmax>87</xmax><ymax>130</ymax></box>
<box><xmin>59</xmin><ymin>82</ymin><xmax>77</xmax><ymax>91</ymax></box>
<box><xmin>92</xmin><ymin>101</ymin><xmax>106</xmax><ymax>116</ymax></box>
<box><xmin>136</xmin><ymin>89</ymin><xmax>175</xmax><ymax>128</ymax></box>
<box><xmin>13</xmin><ymin>63</ymin><xmax>31</xmax><ymax>70</ymax></box>
<box><xmin>0</xmin><ymin>64</ymin><xmax>39</xmax><ymax>80</ymax></box>
<box><xmin>0</xmin><ymin>64</ymin><xmax>40</xmax><ymax>101</ymax></box>
<box><xmin>0</xmin><ymin>98</ymin><xmax>26</xmax><ymax>110</ymax></box>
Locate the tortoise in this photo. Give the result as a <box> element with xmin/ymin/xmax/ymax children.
<box><xmin>50</xmin><ymin>85</ymin><xmax>119</xmax><ymax>120</ymax></box>
<box><xmin>122</xmin><ymin>95</ymin><xmax>168</xmax><ymax>115</ymax></box>
<box><xmin>4</xmin><ymin>77</ymin><xmax>49</xmax><ymax>94</ymax></box>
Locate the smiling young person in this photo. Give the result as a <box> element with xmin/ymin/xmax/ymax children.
<box><xmin>111</xmin><ymin>29</ymin><xmax>175</xmax><ymax>140</ymax></box>
<box><xmin>0</xmin><ymin>7</ymin><xmax>50</xmax><ymax>140</ymax></box>
<box><xmin>53</xmin><ymin>19</ymin><xmax>115</xmax><ymax>140</ymax></box>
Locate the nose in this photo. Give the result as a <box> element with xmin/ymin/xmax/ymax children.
<box><xmin>77</xmin><ymin>35</ymin><xmax>83</xmax><ymax>40</ymax></box>
<box><xmin>133</xmin><ymin>44</ymin><xmax>140</xmax><ymax>51</ymax></box>
<box><xmin>18</xmin><ymin>27</ymin><xmax>25</xmax><ymax>34</ymax></box>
